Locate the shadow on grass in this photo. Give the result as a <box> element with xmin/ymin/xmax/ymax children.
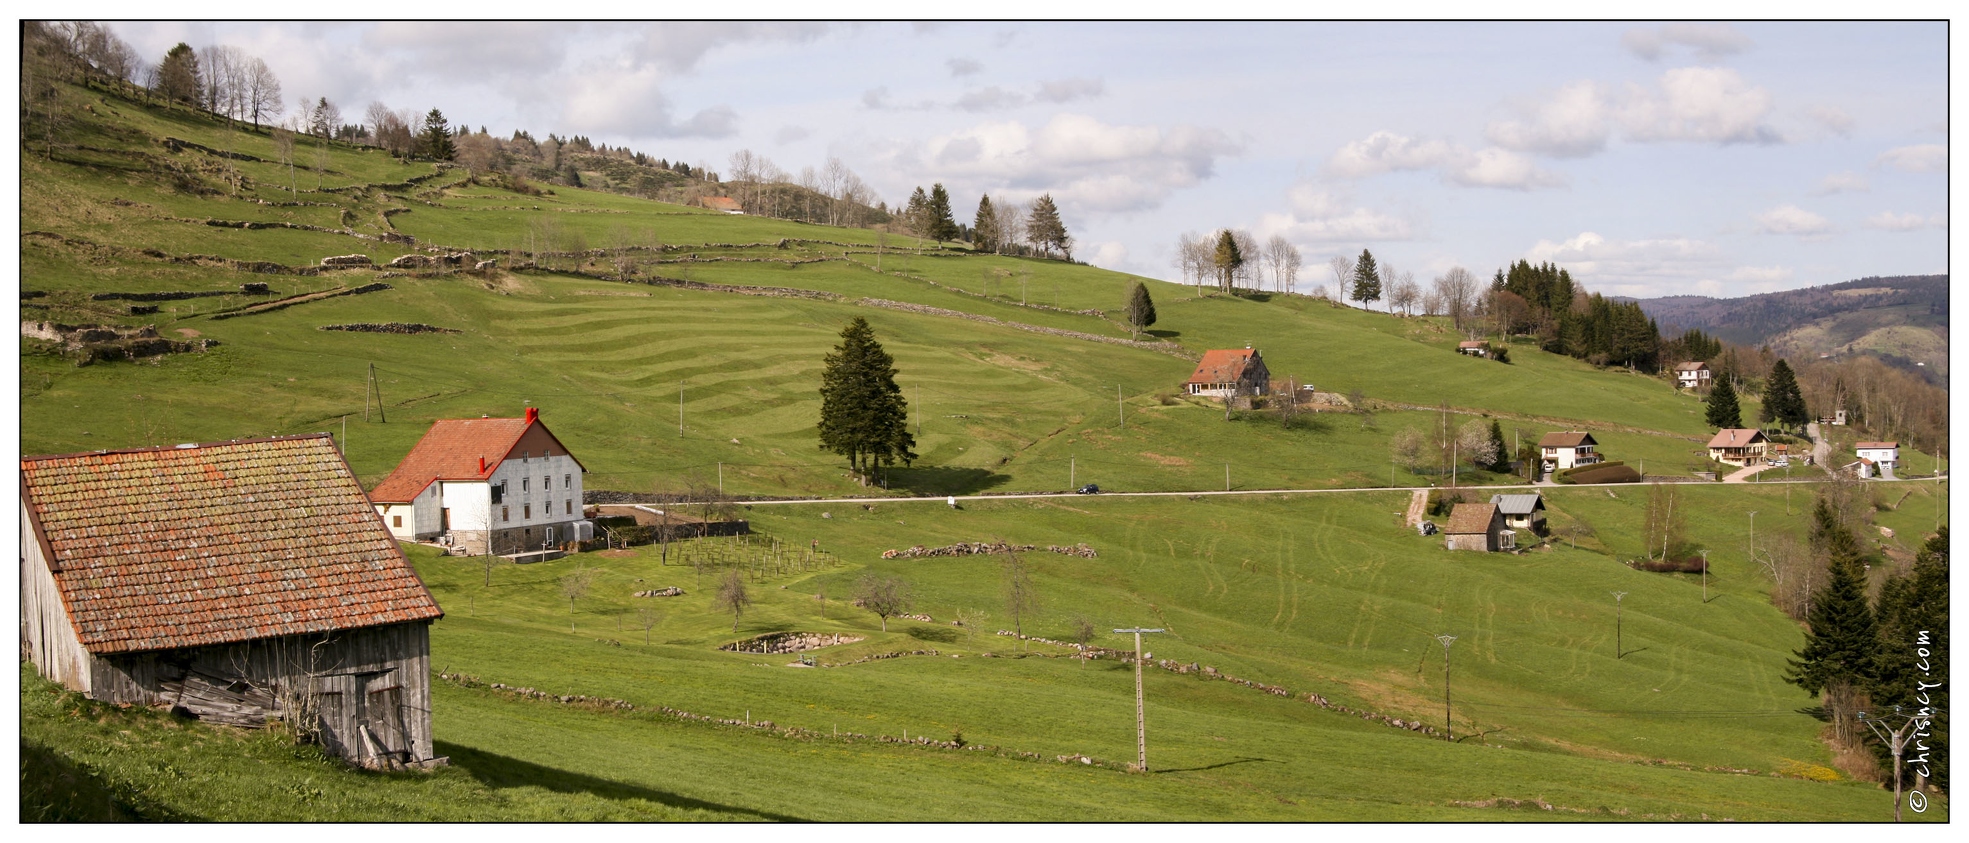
<box><xmin>1155</xmin><ymin>756</ymin><xmax>1281</xmax><ymax>774</ymax></box>
<box><xmin>436</xmin><ymin>741</ymin><xmax>805</xmax><ymax>822</ymax></box>
<box><xmin>880</xmin><ymin>466</ymin><xmax>1012</xmax><ymax>496</ymax></box>
<box><xmin>19</xmin><ymin>738</ymin><xmax>189</xmax><ymax>822</ymax></box>
<box><xmin>1145</xmin><ymin>329</ymin><xmax>1182</xmax><ymax>339</ymax></box>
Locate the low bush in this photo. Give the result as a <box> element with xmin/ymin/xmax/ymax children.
<box><xmin>1632</xmin><ymin>555</ymin><xmax>1707</xmax><ymax>573</ymax></box>
<box><xmin>1556</xmin><ymin>461</ymin><xmax>1641</xmax><ymax>484</ymax></box>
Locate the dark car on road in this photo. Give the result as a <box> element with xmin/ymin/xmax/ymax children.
<box><xmin>1076</xmin><ymin>484</ymin><xmax>1100</xmax><ymax>495</ymax></box>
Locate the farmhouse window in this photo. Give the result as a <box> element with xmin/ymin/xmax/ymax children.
<box><xmin>524</xmin><ymin>504</ymin><xmax>531</xmax><ymax>519</ymax></box>
<box><xmin>564</xmin><ymin>474</ymin><xmax>571</xmax><ymax>488</ymax></box>
<box><xmin>544</xmin><ymin>475</ymin><xmax>551</xmax><ymax>490</ymax></box>
<box><xmin>392</xmin><ymin>515</ymin><xmax>402</xmax><ymax>528</ymax></box>
<box><xmin>491</xmin><ymin>482</ymin><xmax>505</xmax><ymax>504</ymax></box>
<box><xmin>566</xmin><ymin>499</ymin><xmax>573</xmax><ymax>515</ymax></box>
<box><xmin>502</xmin><ymin>506</ymin><xmax>510</xmax><ymax>522</ymax></box>
<box><xmin>522</xmin><ymin>477</ymin><xmax>529</xmax><ymax>492</ymax></box>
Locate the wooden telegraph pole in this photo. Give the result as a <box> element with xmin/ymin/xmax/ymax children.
<box><xmin>1434</xmin><ymin>634</ymin><xmax>1457</xmax><ymax>741</ymax></box>
<box><xmin>1114</xmin><ymin>627</ymin><xmax>1166</xmax><ymax>772</ymax></box>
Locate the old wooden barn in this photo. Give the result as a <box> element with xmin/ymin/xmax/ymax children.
<box><xmin>20</xmin><ymin>435</ymin><xmax>446</xmax><ymax>768</ymax></box>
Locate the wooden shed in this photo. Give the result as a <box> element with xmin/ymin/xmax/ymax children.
<box><xmin>1444</xmin><ymin>502</ymin><xmax>1510</xmax><ymax>552</ymax></box>
<box><xmin>20</xmin><ymin>435</ymin><xmax>446</xmax><ymax>768</ymax></box>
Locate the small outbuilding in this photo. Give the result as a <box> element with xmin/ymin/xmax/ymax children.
<box><xmin>699</xmin><ymin>196</ymin><xmax>745</xmax><ymax>214</ymax></box>
<box><xmin>1444</xmin><ymin>502</ymin><xmax>1511</xmax><ymax>552</ymax></box>
<box><xmin>1490</xmin><ymin>493</ymin><xmax>1547</xmax><ymax>535</ymax></box>
<box><xmin>20</xmin><ymin>435</ymin><xmax>446</xmax><ymax>768</ymax></box>
<box><xmin>1456</xmin><ymin>341</ymin><xmax>1490</xmax><ymax>357</ymax></box>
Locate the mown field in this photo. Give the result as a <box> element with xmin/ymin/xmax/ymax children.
<box><xmin>20</xmin><ymin>79</ymin><xmax>1950</xmax><ymax>822</ymax></box>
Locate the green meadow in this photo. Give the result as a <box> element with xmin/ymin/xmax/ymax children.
<box><xmin>20</xmin><ymin>79</ymin><xmax>1949</xmax><ymax>821</ymax></box>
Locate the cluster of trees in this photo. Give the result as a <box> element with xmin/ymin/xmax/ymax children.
<box><xmin>816</xmin><ymin>318</ymin><xmax>916</xmax><ymax>484</ymax></box>
<box><xmin>727</xmin><ymin>149</ymin><xmax>883</xmax><ymax>229</ymax></box>
<box><xmin>1783</xmin><ymin>495</ymin><xmax>1948</xmax><ymax>789</ymax></box>
<box><xmin>1172</xmin><ymin>230</ymin><xmax>1302</xmax><ymax>295</ymax></box>
<box><xmin>972</xmin><ymin>193</ymin><xmax>1072</xmax><ymax>259</ymax></box>
<box><xmin>1390</xmin><ymin>412</ymin><xmax>1509</xmax><ymax>479</ymax></box>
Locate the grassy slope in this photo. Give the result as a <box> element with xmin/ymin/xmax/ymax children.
<box><xmin>20</xmin><ymin>81</ymin><xmax>1951</xmax><ymax>821</ymax></box>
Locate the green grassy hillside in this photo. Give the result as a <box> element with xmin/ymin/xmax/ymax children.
<box><xmin>20</xmin><ymin>79</ymin><xmax>1949</xmax><ymax>822</ymax></box>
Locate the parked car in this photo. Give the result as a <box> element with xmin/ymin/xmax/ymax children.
<box><xmin>1076</xmin><ymin>484</ymin><xmax>1100</xmax><ymax>495</ymax></box>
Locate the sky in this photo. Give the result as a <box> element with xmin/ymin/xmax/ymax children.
<box><xmin>103</xmin><ymin>20</ymin><xmax>1950</xmax><ymax>300</ymax></box>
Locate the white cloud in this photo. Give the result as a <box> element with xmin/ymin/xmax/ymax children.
<box><xmin>1035</xmin><ymin>77</ymin><xmax>1104</xmax><ymax>103</ymax></box>
<box><xmin>1863</xmin><ymin>211</ymin><xmax>1946</xmax><ymax>231</ymax></box>
<box><xmin>774</xmin><ymin>125</ymin><xmax>811</xmax><ymax>144</ymax></box>
<box><xmin>1618</xmin><ymin>67</ymin><xmax>1780</xmax><ymax>145</ymax></box>
<box><xmin>1328</xmin><ymin>131</ymin><xmax>1562</xmax><ymax>190</ymax></box>
<box><xmin>1875</xmin><ymin>144</ymin><xmax>1947</xmax><ymax>172</ymax></box>
<box><xmin>1522</xmin><ymin>231</ymin><xmax>1725</xmax><ymax>296</ymax></box>
<box><xmin>1812</xmin><ymin>171</ymin><xmax>1869</xmax><ymax>195</ymax></box>
<box><xmin>1089</xmin><ymin>241</ymin><xmax>1128</xmax><ymax>268</ymax></box>
<box><xmin>1806</xmin><ymin>104</ymin><xmax>1855</xmax><ymax>136</ymax></box>
<box><xmin>1727</xmin><ymin>266</ymin><xmax>1793</xmax><ymax>284</ymax></box>
<box><xmin>906</xmin><ymin>114</ymin><xmax>1241</xmax><ymax>213</ymax></box>
<box><xmin>954</xmin><ymin>86</ymin><xmax>1027</xmax><ymax>112</ymax></box>
<box><xmin>947</xmin><ymin>57</ymin><xmax>983</xmax><ymax>77</ymax></box>
<box><xmin>1251</xmin><ymin>186</ymin><xmax>1416</xmax><ymax>244</ymax></box>
<box><xmin>626</xmin><ymin>22</ymin><xmax>833</xmax><ymax>73</ymax></box>
<box><xmin>1621</xmin><ymin>24</ymin><xmax>1752</xmax><ymax>62</ymax></box>
<box><xmin>1753</xmin><ymin>204</ymin><xmax>1833</xmax><ymax>237</ymax></box>
<box><xmin>1486</xmin><ymin>80</ymin><xmax>1612</xmax><ymax>158</ymax></box>
<box><xmin>559</xmin><ymin>63</ymin><xmax>737</xmax><ymax>138</ymax></box>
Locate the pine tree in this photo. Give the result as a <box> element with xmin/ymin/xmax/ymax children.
<box><xmin>158</xmin><ymin>42</ymin><xmax>202</xmax><ymax>105</ymax></box>
<box><xmin>1025</xmin><ymin>194</ymin><xmax>1070</xmax><ymax>260</ymax></box>
<box><xmin>1761</xmin><ymin>359</ymin><xmax>1808</xmax><ymax>429</ymax></box>
<box><xmin>972</xmin><ymin>194</ymin><xmax>999</xmax><ymax>253</ymax></box>
<box><xmin>1212</xmin><ymin>229</ymin><xmax>1243</xmax><ymax>293</ymax></box>
<box><xmin>926</xmin><ymin>183</ymin><xmax>959</xmax><ymax>244</ymax></box>
<box><xmin>1785</xmin><ymin>498</ymin><xmax>1879</xmax><ymax>695</ymax></box>
<box><xmin>421</xmin><ymin>108</ymin><xmax>455</xmax><ymax>160</ymax></box>
<box><xmin>1485</xmin><ymin>420</ymin><xmax>1509</xmax><ymax>472</ymax></box>
<box><xmin>903</xmin><ymin>186</ymin><xmax>930</xmax><ymax>245</ymax></box>
<box><xmin>1351</xmin><ymin>249</ymin><xmax>1382</xmax><ymax>310</ymax></box>
<box><xmin>1125</xmin><ymin>282</ymin><xmax>1157</xmax><ymax>339</ymax></box>
<box><xmin>817</xmin><ymin>317</ymin><xmax>916</xmax><ymax>482</ymax></box>
<box><xmin>1705</xmin><ymin>375</ymin><xmax>1743</xmax><ymax>429</ymax></box>
<box><xmin>1870</xmin><ymin>527</ymin><xmax>1949</xmax><ymax>787</ymax></box>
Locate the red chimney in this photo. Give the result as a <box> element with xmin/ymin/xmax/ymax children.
<box><xmin>479</xmin><ymin>455</ymin><xmax>487</xmax><ymax>474</ymax></box>
<box><xmin>525</xmin><ymin>406</ymin><xmax>538</xmax><ymax>424</ymax></box>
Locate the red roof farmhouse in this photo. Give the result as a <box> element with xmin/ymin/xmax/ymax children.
<box><xmin>1185</xmin><ymin>347</ymin><xmax>1270</xmax><ymax>398</ymax></box>
<box><xmin>20</xmin><ymin>435</ymin><xmax>445</xmax><ymax>768</ymax></box>
<box><xmin>1707</xmin><ymin>428</ymin><xmax>1769</xmax><ymax>467</ymax></box>
<box><xmin>370</xmin><ymin>408</ymin><xmax>592</xmax><ymax>557</ymax></box>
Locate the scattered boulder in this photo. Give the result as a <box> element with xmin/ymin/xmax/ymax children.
<box><xmin>320</xmin><ymin>254</ymin><xmax>374</xmax><ymax>268</ymax></box>
<box><xmin>633</xmin><ymin>587</ymin><xmax>685</xmax><ymax>598</ymax></box>
<box><xmin>720</xmin><ymin>632</ymin><xmax>864</xmax><ymax>654</ymax></box>
<box><xmin>388</xmin><ymin>254</ymin><xmax>435</xmax><ymax>269</ymax></box>
<box><xmin>474</xmin><ymin>259</ymin><xmax>497</xmax><ymax>271</ymax></box>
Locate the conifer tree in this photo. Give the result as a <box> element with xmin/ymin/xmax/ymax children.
<box><xmin>1785</xmin><ymin>498</ymin><xmax>1879</xmax><ymax>695</ymax></box>
<box><xmin>926</xmin><ymin>183</ymin><xmax>960</xmax><ymax>244</ymax></box>
<box><xmin>1705</xmin><ymin>374</ymin><xmax>1743</xmax><ymax>429</ymax></box>
<box><xmin>1351</xmin><ymin>249</ymin><xmax>1382</xmax><ymax>310</ymax></box>
<box><xmin>1025</xmin><ymin>194</ymin><xmax>1070</xmax><ymax>259</ymax></box>
<box><xmin>421</xmin><ymin>107</ymin><xmax>455</xmax><ymax>160</ymax></box>
<box><xmin>158</xmin><ymin>42</ymin><xmax>202</xmax><ymax>106</ymax></box>
<box><xmin>1485</xmin><ymin>420</ymin><xmax>1510</xmax><ymax>472</ymax></box>
<box><xmin>1760</xmin><ymin>359</ymin><xmax>1808</xmax><ymax>429</ymax></box>
<box><xmin>1125</xmin><ymin>282</ymin><xmax>1157</xmax><ymax>339</ymax></box>
<box><xmin>817</xmin><ymin>317</ymin><xmax>916</xmax><ymax>482</ymax></box>
<box><xmin>972</xmin><ymin>194</ymin><xmax>999</xmax><ymax>253</ymax></box>
<box><xmin>1212</xmin><ymin>229</ymin><xmax>1243</xmax><ymax>293</ymax></box>
<box><xmin>1870</xmin><ymin>527</ymin><xmax>1948</xmax><ymax>786</ymax></box>
<box><xmin>903</xmin><ymin>186</ymin><xmax>930</xmax><ymax>246</ymax></box>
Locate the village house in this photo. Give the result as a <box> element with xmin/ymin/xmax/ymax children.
<box><xmin>699</xmin><ymin>196</ymin><xmax>744</xmax><ymax>214</ymax></box>
<box><xmin>1707</xmin><ymin>428</ymin><xmax>1769</xmax><ymax>467</ymax></box>
<box><xmin>370</xmin><ymin>408</ymin><xmax>592</xmax><ymax>557</ymax></box>
<box><xmin>1537</xmin><ymin>431</ymin><xmax>1603</xmax><ymax>474</ymax></box>
<box><xmin>20</xmin><ymin>435</ymin><xmax>445</xmax><ymax>768</ymax></box>
<box><xmin>1185</xmin><ymin>347</ymin><xmax>1270</xmax><ymax>398</ymax></box>
<box><xmin>1456</xmin><ymin>341</ymin><xmax>1490</xmax><ymax>357</ymax></box>
<box><xmin>1444</xmin><ymin>502</ymin><xmax>1512</xmax><ymax>552</ymax></box>
<box><xmin>1673</xmin><ymin>361</ymin><xmax>1711</xmax><ymax>390</ymax></box>
<box><xmin>1490</xmin><ymin>493</ymin><xmax>1547</xmax><ymax>535</ymax></box>
<box><xmin>1854</xmin><ymin>441</ymin><xmax>1899</xmax><ymax>478</ymax></box>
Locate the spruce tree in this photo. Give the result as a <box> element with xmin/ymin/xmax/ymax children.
<box><xmin>158</xmin><ymin>43</ymin><xmax>202</xmax><ymax>106</ymax></box>
<box><xmin>817</xmin><ymin>317</ymin><xmax>916</xmax><ymax>482</ymax></box>
<box><xmin>1351</xmin><ymin>249</ymin><xmax>1382</xmax><ymax>310</ymax></box>
<box><xmin>1025</xmin><ymin>194</ymin><xmax>1070</xmax><ymax>259</ymax></box>
<box><xmin>1785</xmin><ymin>498</ymin><xmax>1879</xmax><ymax>695</ymax></box>
<box><xmin>421</xmin><ymin>108</ymin><xmax>455</xmax><ymax>160</ymax></box>
<box><xmin>1870</xmin><ymin>526</ymin><xmax>1947</xmax><ymax>788</ymax></box>
<box><xmin>926</xmin><ymin>183</ymin><xmax>960</xmax><ymax>244</ymax></box>
<box><xmin>1485</xmin><ymin>420</ymin><xmax>1509</xmax><ymax>472</ymax></box>
<box><xmin>903</xmin><ymin>186</ymin><xmax>929</xmax><ymax>241</ymax></box>
<box><xmin>1705</xmin><ymin>375</ymin><xmax>1742</xmax><ymax>429</ymax></box>
<box><xmin>972</xmin><ymin>194</ymin><xmax>999</xmax><ymax>253</ymax></box>
<box><xmin>1125</xmin><ymin>282</ymin><xmax>1157</xmax><ymax>339</ymax></box>
<box><xmin>1761</xmin><ymin>359</ymin><xmax>1808</xmax><ymax>429</ymax></box>
<box><xmin>1212</xmin><ymin>229</ymin><xmax>1243</xmax><ymax>293</ymax></box>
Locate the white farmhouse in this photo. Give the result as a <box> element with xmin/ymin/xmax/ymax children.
<box><xmin>1673</xmin><ymin>361</ymin><xmax>1711</xmax><ymax>390</ymax></box>
<box><xmin>370</xmin><ymin>408</ymin><xmax>592</xmax><ymax>556</ymax></box>
<box><xmin>1537</xmin><ymin>431</ymin><xmax>1603</xmax><ymax>474</ymax></box>
<box><xmin>1855</xmin><ymin>441</ymin><xmax>1899</xmax><ymax>478</ymax></box>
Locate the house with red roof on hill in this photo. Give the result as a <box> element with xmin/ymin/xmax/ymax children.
<box><xmin>369</xmin><ymin>407</ymin><xmax>591</xmax><ymax>557</ymax></box>
<box><xmin>20</xmin><ymin>435</ymin><xmax>446</xmax><ymax>768</ymax></box>
<box><xmin>1185</xmin><ymin>347</ymin><xmax>1270</xmax><ymax>398</ymax></box>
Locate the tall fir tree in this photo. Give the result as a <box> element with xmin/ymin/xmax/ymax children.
<box><xmin>972</xmin><ymin>194</ymin><xmax>999</xmax><ymax>253</ymax></box>
<box><xmin>817</xmin><ymin>317</ymin><xmax>916</xmax><ymax>481</ymax></box>
<box><xmin>926</xmin><ymin>183</ymin><xmax>960</xmax><ymax>244</ymax></box>
<box><xmin>421</xmin><ymin>107</ymin><xmax>455</xmax><ymax>160</ymax></box>
<box><xmin>1351</xmin><ymin>248</ymin><xmax>1382</xmax><ymax>310</ymax></box>
<box><xmin>1025</xmin><ymin>194</ymin><xmax>1070</xmax><ymax>259</ymax></box>
<box><xmin>903</xmin><ymin>186</ymin><xmax>930</xmax><ymax>244</ymax></box>
<box><xmin>1705</xmin><ymin>374</ymin><xmax>1743</xmax><ymax>429</ymax></box>
<box><xmin>1760</xmin><ymin>359</ymin><xmax>1808</xmax><ymax>429</ymax></box>
<box><xmin>1212</xmin><ymin>229</ymin><xmax>1243</xmax><ymax>292</ymax></box>
<box><xmin>1785</xmin><ymin>498</ymin><xmax>1879</xmax><ymax>695</ymax></box>
<box><xmin>1485</xmin><ymin>420</ymin><xmax>1510</xmax><ymax>472</ymax></box>
<box><xmin>1870</xmin><ymin>526</ymin><xmax>1948</xmax><ymax>787</ymax></box>
<box><xmin>158</xmin><ymin>42</ymin><xmax>202</xmax><ymax>105</ymax></box>
<box><xmin>1124</xmin><ymin>282</ymin><xmax>1157</xmax><ymax>339</ymax></box>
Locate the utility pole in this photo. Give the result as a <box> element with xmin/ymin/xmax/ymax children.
<box><xmin>1118</xmin><ymin>385</ymin><xmax>1125</xmax><ymax>429</ymax></box>
<box><xmin>1858</xmin><ymin>708</ymin><xmax>1928</xmax><ymax>822</ymax></box>
<box><xmin>1070</xmin><ymin>456</ymin><xmax>1075</xmax><ymax>491</ymax></box>
<box><xmin>1434</xmin><ymin>634</ymin><xmax>1457</xmax><ymax>741</ymax></box>
<box><xmin>1113</xmin><ymin>627</ymin><xmax>1166</xmax><ymax>772</ymax></box>
<box><xmin>718</xmin><ymin>462</ymin><xmax>723</xmax><ymax>494</ymax></box>
<box><xmin>1610</xmin><ymin>591</ymin><xmax>1628</xmax><ymax>659</ymax></box>
<box><xmin>1225</xmin><ymin>463</ymin><xmax>1231</xmax><ymax>492</ymax></box>
<box><xmin>1700</xmin><ymin>550</ymin><xmax>1709</xmax><ymax>603</ymax></box>
<box><xmin>1748</xmin><ymin>511</ymin><xmax>1757</xmax><ymax>560</ymax></box>
<box><xmin>678</xmin><ymin>380</ymin><xmax>685</xmax><ymax>438</ymax></box>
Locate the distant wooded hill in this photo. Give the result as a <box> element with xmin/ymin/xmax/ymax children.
<box><xmin>1627</xmin><ymin>275</ymin><xmax>1948</xmax><ymax>378</ymax></box>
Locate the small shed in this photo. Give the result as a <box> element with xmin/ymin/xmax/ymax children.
<box><xmin>1456</xmin><ymin>341</ymin><xmax>1490</xmax><ymax>357</ymax></box>
<box><xmin>700</xmin><ymin>196</ymin><xmax>745</xmax><ymax>214</ymax></box>
<box><xmin>1490</xmin><ymin>493</ymin><xmax>1546</xmax><ymax>534</ymax></box>
<box><xmin>20</xmin><ymin>435</ymin><xmax>446</xmax><ymax>768</ymax></box>
<box><xmin>1444</xmin><ymin>503</ymin><xmax>1508</xmax><ymax>552</ymax></box>
<box><xmin>1184</xmin><ymin>347</ymin><xmax>1271</xmax><ymax>398</ymax></box>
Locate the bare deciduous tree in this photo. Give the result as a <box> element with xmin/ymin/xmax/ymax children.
<box><xmin>1391</xmin><ymin>427</ymin><xmax>1426</xmax><ymax>472</ymax></box>
<box><xmin>854</xmin><ymin>572</ymin><xmax>911</xmax><ymax>632</ymax></box>
<box><xmin>559</xmin><ymin>567</ymin><xmax>595</xmax><ymax>632</ymax></box>
<box><xmin>1433</xmin><ymin>267</ymin><xmax>1481</xmax><ymax>331</ymax></box>
<box><xmin>1001</xmin><ymin>545</ymin><xmax>1040</xmax><ymax>641</ymax></box>
<box><xmin>1328</xmin><ymin>254</ymin><xmax>1356</xmax><ymax>302</ymax></box>
<box><xmin>1389</xmin><ymin>269</ymin><xmax>1419</xmax><ymax>316</ymax></box>
<box><xmin>715</xmin><ymin>569</ymin><xmax>751</xmax><ymax>632</ymax></box>
<box><xmin>1264</xmin><ymin>235</ymin><xmax>1302</xmax><ymax>294</ymax></box>
<box><xmin>637</xmin><ymin>607</ymin><xmax>663</xmax><ymax>645</ymax></box>
<box><xmin>244</xmin><ymin>57</ymin><xmax>281</xmax><ymax>129</ymax></box>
